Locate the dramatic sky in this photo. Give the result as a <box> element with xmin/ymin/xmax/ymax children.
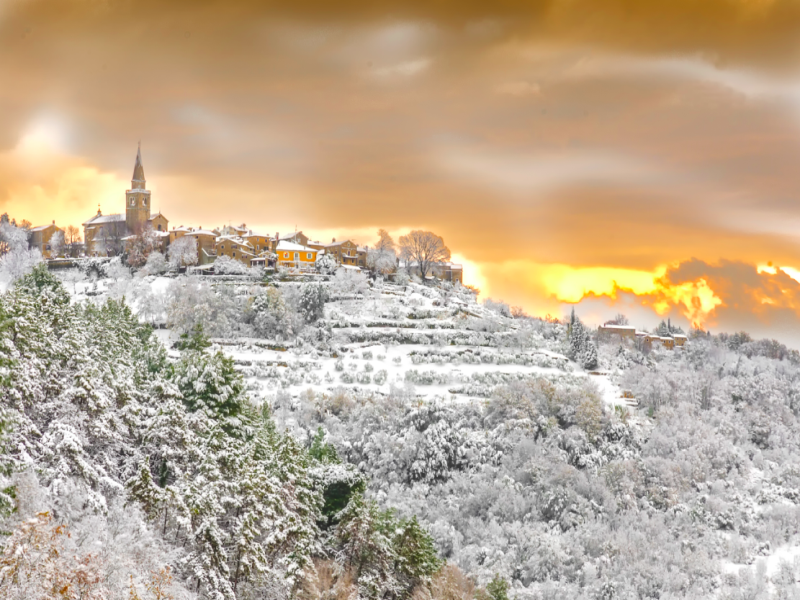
<box><xmin>5</xmin><ymin>0</ymin><xmax>800</xmax><ymax>342</ymax></box>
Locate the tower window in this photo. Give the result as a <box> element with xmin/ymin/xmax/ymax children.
<box><xmin>130</xmin><ymin>198</ymin><xmax>134</xmax><ymax>207</ymax></box>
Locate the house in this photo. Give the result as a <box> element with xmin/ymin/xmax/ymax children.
<box><xmin>310</xmin><ymin>238</ymin><xmax>360</xmax><ymax>266</ymax></box>
<box><xmin>219</xmin><ymin>223</ymin><xmax>249</xmax><ymax>237</ymax></box>
<box><xmin>598</xmin><ymin>324</ymin><xmax>636</xmax><ymax>341</ymax></box>
<box><xmin>216</xmin><ymin>235</ymin><xmax>255</xmax><ymax>265</ymax></box>
<box><xmin>169</xmin><ymin>226</ymin><xmax>192</xmax><ymax>244</ymax></box>
<box><xmin>282</xmin><ymin>231</ymin><xmax>309</xmax><ymax>247</ymax></box>
<box><xmin>636</xmin><ymin>332</ymin><xmax>675</xmax><ymax>350</ymax></box>
<box><xmin>82</xmin><ymin>210</ymin><xmax>127</xmax><ymax>256</ymax></box>
<box><xmin>356</xmin><ymin>245</ymin><xmax>368</xmax><ymax>268</ymax></box>
<box><xmin>29</xmin><ymin>221</ymin><xmax>64</xmax><ymax>258</ymax></box>
<box><xmin>276</xmin><ymin>240</ymin><xmax>317</xmax><ymax>269</ymax></box>
<box><xmin>402</xmin><ymin>261</ymin><xmax>463</xmax><ymax>283</ymax></box>
<box><xmin>185</xmin><ymin>229</ymin><xmax>218</xmax><ymax>265</ymax></box>
<box><xmin>148</xmin><ymin>212</ymin><xmax>169</xmax><ymax>233</ymax></box>
<box><xmin>242</xmin><ymin>230</ymin><xmax>274</xmax><ymax>255</ymax></box>
<box><xmin>674</xmin><ymin>334</ymin><xmax>688</xmax><ymax>347</ymax></box>
<box><xmin>435</xmin><ymin>262</ymin><xmax>463</xmax><ymax>283</ymax></box>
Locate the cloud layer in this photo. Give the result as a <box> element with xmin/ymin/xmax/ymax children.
<box><xmin>4</xmin><ymin>0</ymin><xmax>800</xmax><ymax>342</ymax></box>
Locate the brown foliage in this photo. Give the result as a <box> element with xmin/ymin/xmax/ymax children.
<box><xmin>297</xmin><ymin>559</ymin><xmax>357</xmax><ymax>600</ymax></box>
<box><xmin>0</xmin><ymin>512</ymin><xmax>106</xmax><ymax>600</ymax></box>
<box><xmin>411</xmin><ymin>564</ymin><xmax>477</xmax><ymax>600</ymax></box>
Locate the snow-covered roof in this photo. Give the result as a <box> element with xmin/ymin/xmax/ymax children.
<box><xmin>30</xmin><ymin>224</ymin><xmax>57</xmax><ymax>232</ymax></box>
<box><xmin>216</xmin><ymin>235</ymin><xmax>254</xmax><ymax>249</ymax></box>
<box><xmin>277</xmin><ymin>240</ymin><xmax>316</xmax><ymax>252</ymax></box>
<box><xmin>171</xmin><ymin>226</ymin><xmax>191</xmax><ymax>232</ymax></box>
<box><xmin>83</xmin><ymin>213</ymin><xmax>125</xmax><ymax>226</ymax></box>
<box><xmin>148</xmin><ymin>212</ymin><xmax>166</xmax><ymax>220</ymax></box>
<box><xmin>673</xmin><ymin>334</ymin><xmax>688</xmax><ymax>339</ymax></box>
<box><xmin>600</xmin><ymin>325</ymin><xmax>636</xmax><ymax>331</ymax></box>
<box><xmin>187</xmin><ymin>229</ymin><xmax>217</xmax><ymax>237</ymax></box>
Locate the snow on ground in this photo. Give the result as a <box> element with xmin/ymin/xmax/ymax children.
<box><xmin>63</xmin><ymin>270</ymin><xmax>620</xmax><ymax>408</ymax></box>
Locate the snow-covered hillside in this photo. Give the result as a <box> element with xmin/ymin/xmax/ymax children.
<box><xmin>2</xmin><ymin>262</ymin><xmax>800</xmax><ymax>599</ymax></box>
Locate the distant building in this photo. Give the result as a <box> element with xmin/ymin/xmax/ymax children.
<box><xmin>82</xmin><ymin>144</ymin><xmax>169</xmax><ymax>256</ymax></box>
<box><xmin>29</xmin><ymin>221</ymin><xmax>64</xmax><ymax>258</ymax></box>
<box><xmin>402</xmin><ymin>261</ymin><xmax>463</xmax><ymax>283</ymax></box>
<box><xmin>282</xmin><ymin>231</ymin><xmax>310</xmax><ymax>248</ymax></box>
<box><xmin>185</xmin><ymin>229</ymin><xmax>218</xmax><ymax>265</ymax></box>
<box><xmin>276</xmin><ymin>240</ymin><xmax>317</xmax><ymax>269</ymax></box>
<box><xmin>242</xmin><ymin>230</ymin><xmax>274</xmax><ymax>255</ymax></box>
<box><xmin>598</xmin><ymin>324</ymin><xmax>636</xmax><ymax>341</ymax></box>
<box><xmin>674</xmin><ymin>334</ymin><xmax>688</xmax><ymax>347</ymax></box>
<box><xmin>216</xmin><ymin>235</ymin><xmax>255</xmax><ymax>265</ymax></box>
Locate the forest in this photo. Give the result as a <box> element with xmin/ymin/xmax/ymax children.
<box><xmin>1</xmin><ymin>249</ymin><xmax>800</xmax><ymax>598</ymax></box>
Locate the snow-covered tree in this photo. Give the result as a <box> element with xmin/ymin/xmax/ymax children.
<box><xmin>331</xmin><ymin>268</ymin><xmax>368</xmax><ymax>296</ymax></box>
<box><xmin>298</xmin><ymin>283</ymin><xmax>327</xmax><ymax>323</ymax></box>
<box><xmin>252</xmin><ymin>286</ymin><xmax>293</xmax><ymax>338</ymax></box>
<box><xmin>167</xmin><ymin>236</ymin><xmax>198</xmax><ymax>270</ymax></box>
<box><xmin>315</xmin><ymin>252</ymin><xmax>338</xmax><ymax>275</ymax></box>
<box><xmin>374</xmin><ymin>229</ymin><xmax>395</xmax><ymax>253</ymax></box>
<box><xmin>568</xmin><ymin>318</ymin><xmax>598</xmax><ymax>370</ymax></box>
<box><xmin>367</xmin><ymin>247</ymin><xmax>397</xmax><ymax>276</ymax></box>
<box><xmin>49</xmin><ymin>230</ymin><xmax>65</xmax><ymax>258</ymax></box>
<box><xmin>214</xmin><ymin>255</ymin><xmax>249</xmax><ymax>275</ymax></box>
<box><xmin>126</xmin><ymin>228</ymin><xmax>160</xmax><ymax>268</ymax></box>
<box><xmin>142</xmin><ymin>251</ymin><xmax>168</xmax><ymax>276</ymax></box>
<box><xmin>398</xmin><ymin>230</ymin><xmax>451</xmax><ymax>280</ymax></box>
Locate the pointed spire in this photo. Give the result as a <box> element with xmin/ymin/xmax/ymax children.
<box><xmin>132</xmin><ymin>142</ymin><xmax>145</xmax><ymax>188</ymax></box>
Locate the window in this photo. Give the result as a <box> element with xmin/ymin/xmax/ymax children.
<box><xmin>307</xmin><ymin>253</ymin><xmax>312</xmax><ymax>260</ymax></box>
<box><xmin>130</xmin><ymin>198</ymin><xmax>134</xmax><ymax>207</ymax></box>
<box><xmin>294</xmin><ymin>252</ymin><xmax>299</xmax><ymax>262</ymax></box>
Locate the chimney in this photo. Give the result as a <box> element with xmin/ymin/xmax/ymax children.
<box><xmin>332</xmin><ymin>237</ymin><xmax>336</xmax><ymax>242</ymax></box>
<box><xmin>52</xmin><ymin>220</ymin><xmax>55</xmax><ymax>225</ymax></box>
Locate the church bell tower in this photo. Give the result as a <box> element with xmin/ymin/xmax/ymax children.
<box><xmin>126</xmin><ymin>143</ymin><xmax>151</xmax><ymax>234</ymax></box>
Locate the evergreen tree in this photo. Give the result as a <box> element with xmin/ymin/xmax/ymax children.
<box><xmin>298</xmin><ymin>283</ymin><xmax>327</xmax><ymax>323</ymax></box>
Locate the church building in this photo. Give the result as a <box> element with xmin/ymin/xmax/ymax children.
<box><xmin>82</xmin><ymin>144</ymin><xmax>169</xmax><ymax>256</ymax></box>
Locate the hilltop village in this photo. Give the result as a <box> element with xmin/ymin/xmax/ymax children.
<box><xmin>25</xmin><ymin>145</ymin><xmax>464</xmax><ymax>283</ymax></box>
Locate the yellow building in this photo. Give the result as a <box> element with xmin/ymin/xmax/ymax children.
<box><xmin>242</xmin><ymin>231</ymin><xmax>274</xmax><ymax>255</ymax></box>
<box><xmin>148</xmin><ymin>212</ymin><xmax>169</xmax><ymax>233</ymax></box>
<box><xmin>169</xmin><ymin>226</ymin><xmax>191</xmax><ymax>244</ymax></box>
<box><xmin>598</xmin><ymin>325</ymin><xmax>636</xmax><ymax>342</ymax></box>
<box><xmin>309</xmin><ymin>238</ymin><xmax>360</xmax><ymax>266</ymax></box>
<box><xmin>276</xmin><ymin>240</ymin><xmax>317</xmax><ymax>269</ymax></box>
<box><xmin>29</xmin><ymin>222</ymin><xmax>64</xmax><ymax>258</ymax></box>
<box><xmin>216</xmin><ymin>235</ymin><xmax>255</xmax><ymax>265</ymax></box>
<box><xmin>186</xmin><ymin>229</ymin><xmax>218</xmax><ymax>265</ymax></box>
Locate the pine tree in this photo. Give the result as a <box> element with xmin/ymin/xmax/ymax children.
<box><xmin>298</xmin><ymin>283</ymin><xmax>327</xmax><ymax>323</ymax></box>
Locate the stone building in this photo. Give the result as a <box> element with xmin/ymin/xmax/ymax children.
<box><xmin>29</xmin><ymin>222</ymin><xmax>64</xmax><ymax>258</ymax></box>
<box><xmin>82</xmin><ymin>144</ymin><xmax>169</xmax><ymax>256</ymax></box>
